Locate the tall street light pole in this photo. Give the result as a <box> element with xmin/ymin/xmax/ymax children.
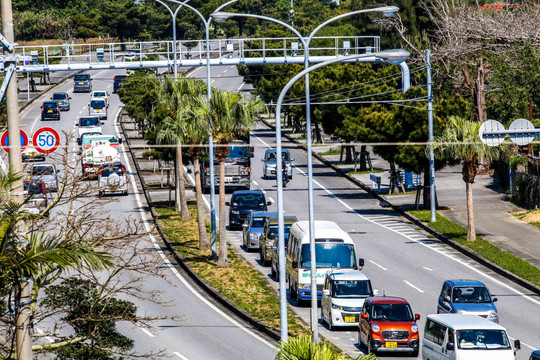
<box><xmin>2</xmin><ymin>0</ymin><xmax>31</xmax><ymax>358</ymax></box>
<box><xmin>213</xmin><ymin>6</ymin><xmax>400</xmax><ymax>342</ymax></box>
<box><xmin>273</xmin><ymin>49</ymin><xmax>409</xmax><ymax>342</ymax></box>
<box><xmin>162</xmin><ymin>0</ymin><xmax>238</xmax><ymax>259</ymax></box>
<box><xmin>426</xmin><ymin>49</ymin><xmax>436</xmax><ymax>222</ymax></box>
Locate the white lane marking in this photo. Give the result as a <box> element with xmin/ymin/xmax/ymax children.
<box><xmin>114</xmin><ymin>110</ymin><xmax>273</xmax><ymax>348</ymax></box>
<box><xmin>423</xmin><ymin>266</ymin><xmax>433</xmax><ymax>271</ymax></box>
<box><xmin>237</xmin><ymin>82</ymin><xmax>245</xmax><ymax>91</ymax></box>
<box><xmin>31</xmin><ymin>116</ymin><xmax>41</xmax><ymax>134</ymax></box>
<box><xmin>293</xmin><ymin>165</ymin><xmax>540</xmax><ymax>307</ymax></box>
<box><xmin>368</xmin><ymin>260</ymin><xmax>387</xmax><ymax>271</ymax></box>
<box><xmin>403</xmin><ymin>280</ymin><xmax>424</xmax><ymax>293</ymax></box>
<box><xmin>173</xmin><ymin>352</ymin><xmax>190</xmax><ymax>360</ymax></box>
<box><xmin>252</xmin><ymin>180</ymin><xmax>259</xmax><ymax>186</ymax></box>
<box><xmin>139</xmin><ymin>327</ymin><xmax>155</xmax><ymax>337</ymax></box>
<box><xmin>251</xmin><ymin>132</ymin><xmax>271</xmax><ymax>148</ymax></box>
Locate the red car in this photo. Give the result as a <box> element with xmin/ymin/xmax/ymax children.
<box><xmin>358</xmin><ymin>296</ymin><xmax>420</xmax><ymax>357</ymax></box>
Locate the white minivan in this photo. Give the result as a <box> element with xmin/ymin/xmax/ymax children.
<box><xmin>285</xmin><ymin>220</ymin><xmax>362</xmax><ymax>304</ymax></box>
<box><xmin>422</xmin><ymin>314</ymin><xmax>520</xmax><ymax>360</ymax></box>
<box><xmin>88</xmin><ymin>98</ymin><xmax>108</xmax><ymax>120</ymax></box>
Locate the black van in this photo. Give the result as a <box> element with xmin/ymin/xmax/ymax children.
<box><xmin>74</xmin><ymin>73</ymin><xmax>92</xmax><ymax>92</ymax></box>
<box><xmin>41</xmin><ymin>101</ymin><xmax>61</xmax><ymax>121</ymax></box>
<box><xmin>113</xmin><ymin>75</ymin><xmax>127</xmax><ymax>93</ymax></box>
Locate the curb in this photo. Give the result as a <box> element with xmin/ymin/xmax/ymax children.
<box><xmin>261</xmin><ymin>118</ymin><xmax>540</xmax><ymax>296</ymax></box>
<box><xmin>119</xmin><ymin>113</ymin><xmax>282</xmax><ymax>343</ymax></box>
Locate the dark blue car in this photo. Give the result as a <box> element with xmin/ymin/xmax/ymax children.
<box><xmin>226</xmin><ymin>190</ymin><xmax>271</xmax><ymax>230</ymax></box>
<box><xmin>437</xmin><ymin>279</ymin><xmax>499</xmax><ymax>322</ymax></box>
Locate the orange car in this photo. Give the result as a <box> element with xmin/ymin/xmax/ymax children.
<box><xmin>358</xmin><ymin>296</ymin><xmax>420</xmax><ymax>357</ymax></box>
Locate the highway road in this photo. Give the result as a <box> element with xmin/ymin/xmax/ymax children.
<box><xmin>215</xmin><ymin>123</ymin><xmax>540</xmax><ymax>359</ymax></box>
<box><xmin>14</xmin><ymin>67</ymin><xmax>276</xmax><ymax>360</ymax></box>
<box><xmin>10</xmin><ymin>62</ymin><xmax>540</xmax><ymax>360</ymax></box>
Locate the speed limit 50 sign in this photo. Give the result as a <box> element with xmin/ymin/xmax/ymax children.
<box><xmin>33</xmin><ymin>127</ymin><xmax>60</xmax><ymax>154</ymax></box>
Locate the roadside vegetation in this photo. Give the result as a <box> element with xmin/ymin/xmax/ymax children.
<box><xmin>155</xmin><ymin>205</ymin><xmax>309</xmax><ymax>337</ymax></box>
<box><xmin>410</xmin><ymin>210</ymin><xmax>540</xmax><ymax>286</ymax></box>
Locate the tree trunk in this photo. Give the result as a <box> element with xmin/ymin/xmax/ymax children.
<box><xmin>475</xmin><ymin>58</ymin><xmax>487</xmax><ymax>123</ymax></box>
<box><xmin>423</xmin><ymin>167</ymin><xmax>432</xmax><ymax>210</ymax></box>
<box><xmin>217</xmin><ymin>160</ymin><xmax>229</xmax><ymax>268</ymax></box>
<box><xmin>466</xmin><ymin>181</ymin><xmax>476</xmax><ymax>241</ymax></box>
<box><xmin>389</xmin><ymin>161</ymin><xmax>400</xmax><ymax>194</ymax></box>
<box><xmin>176</xmin><ymin>142</ymin><xmax>190</xmax><ymax>221</ymax></box>
<box><xmin>359</xmin><ymin>145</ymin><xmax>367</xmax><ymax>171</ymax></box>
<box><xmin>193</xmin><ymin>156</ymin><xmax>209</xmax><ymax>250</ymax></box>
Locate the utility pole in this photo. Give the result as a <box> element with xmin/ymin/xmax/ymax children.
<box><xmin>2</xmin><ymin>0</ymin><xmax>32</xmax><ymax>359</ymax></box>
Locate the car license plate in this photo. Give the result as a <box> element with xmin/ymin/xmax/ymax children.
<box><xmin>385</xmin><ymin>342</ymin><xmax>397</xmax><ymax>348</ymax></box>
<box><xmin>79</xmin><ymin>82</ymin><xmax>84</xmax><ymax>84</ymax></box>
<box><xmin>47</xmin><ymin>110</ymin><xmax>52</xmax><ymax>113</ymax></box>
<box><xmin>110</xmin><ymin>187</ymin><xmax>117</xmax><ymax>191</ymax></box>
<box><xmin>224</xmin><ymin>177</ymin><xmax>233</xmax><ymax>182</ymax></box>
<box><xmin>344</xmin><ymin>316</ymin><xmax>355</xmax><ymax>322</ymax></box>
<box><xmin>95</xmin><ymin>109</ymin><xmax>100</xmax><ymax>112</ymax></box>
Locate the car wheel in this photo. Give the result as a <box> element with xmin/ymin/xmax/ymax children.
<box><xmin>358</xmin><ymin>332</ymin><xmax>363</xmax><ymax>349</ymax></box>
<box><xmin>289</xmin><ymin>279</ymin><xmax>297</xmax><ymax>300</ymax></box>
<box><xmin>124</xmin><ymin>190</ymin><xmax>128</xmax><ymax>196</ymax></box>
<box><xmin>328</xmin><ymin>317</ymin><xmax>333</xmax><ymax>331</ymax></box>
<box><xmin>271</xmin><ymin>266</ymin><xmax>276</xmax><ymax>279</ymax></box>
<box><xmin>367</xmin><ymin>336</ymin><xmax>374</xmax><ymax>354</ymax></box>
<box><xmin>98</xmin><ymin>191</ymin><xmax>103</xmax><ymax>197</ymax></box>
<box><xmin>411</xmin><ymin>349</ymin><xmax>419</xmax><ymax>357</ymax></box>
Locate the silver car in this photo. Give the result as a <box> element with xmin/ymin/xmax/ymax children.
<box><xmin>242</xmin><ymin>211</ymin><xmax>277</xmax><ymax>251</ymax></box>
<box><xmin>98</xmin><ymin>163</ymin><xmax>129</xmax><ymax>196</ymax></box>
<box><xmin>30</xmin><ymin>163</ymin><xmax>59</xmax><ymax>192</ymax></box>
<box><xmin>261</xmin><ymin>148</ymin><xmax>294</xmax><ymax>179</ymax></box>
<box><xmin>22</xmin><ymin>180</ymin><xmax>50</xmax><ymax>215</ymax></box>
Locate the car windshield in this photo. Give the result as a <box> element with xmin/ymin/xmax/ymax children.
<box><xmin>267</xmin><ymin>224</ymin><xmax>292</xmax><ymax>240</ymax></box>
<box><xmin>371</xmin><ymin>303</ymin><xmax>413</xmax><ymax>321</ymax></box>
<box><xmin>74</xmin><ymin>75</ymin><xmax>89</xmax><ymax>81</ymax></box>
<box><xmin>266</xmin><ymin>151</ymin><xmax>289</xmax><ymax>162</ymax></box>
<box><xmin>79</xmin><ymin>117</ymin><xmax>100</xmax><ymax>127</ymax></box>
<box><xmin>453</xmin><ymin>286</ymin><xmax>492</xmax><ymax>303</ymax></box>
<box><xmin>101</xmin><ymin>166</ymin><xmax>124</xmax><ymax>177</ymax></box>
<box><xmin>52</xmin><ymin>93</ymin><xmax>67</xmax><ymax>100</ymax></box>
<box><xmin>31</xmin><ymin>166</ymin><xmax>54</xmax><ymax>175</ymax></box>
<box><xmin>90</xmin><ymin>100</ymin><xmax>106</xmax><ymax>109</ymax></box>
<box><xmin>24</xmin><ymin>182</ymin><xmax>44</xmax><ymax>195</ymax></box>
<box><xmin>300</xmin><ymin>242</ymin><xmax>357</xmax><ymax>269</ymax></box>
<box><xmin>251</xmin><ymin>216</ymin><xmax>266</xmax><ymax>227</ymax></box>
<box><xmin>232</xmin><ymin>194</ymin><xmax>266</xmax><ymax>210</ymax></box>
<box><xmin>457</xmin><ymin>329</ymin><xmax>511</xmax><ymax>350</ymax></box>
<box><xmin>94</xmin><ymin>92</ymin><xmax>106</xmax><ymax>97</ymax></box>
<box><xmin>43</xmin><ymin>103</ymin><xmax>57</xmax><ymax>110</ymax></box>
<box><xmin>332</xmin><ymin>280</ymin><xmax>373</xmax><ymax>299</ymax></box>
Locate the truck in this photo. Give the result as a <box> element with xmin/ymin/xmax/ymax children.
<box><xmin>79</xmin><ymin>134</ymin><xmax>122</xmax><ymax>178</ymax></box>
<box><xmin>201</xmin><ymin>140</ymin><xmax>253</xmax><ymax>193</ymax></box>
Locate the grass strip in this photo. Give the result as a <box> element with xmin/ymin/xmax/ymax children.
<box><xmin>155</xmin><ymin>206</ymin><xmax>309</xmax><ymax>337</ymax></box>
<box><xmin>410</xmin><ymin>210</ymin><xmax>540</xmax><ymax>286</ymax></box>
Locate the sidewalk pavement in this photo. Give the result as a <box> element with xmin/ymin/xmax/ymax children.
<box><xmin>311</xmin><ymin>143</ymin><xmax>540</xmax><ymax>270</ymax></box>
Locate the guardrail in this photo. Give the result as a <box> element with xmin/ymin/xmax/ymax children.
<box><xmin>2</xmin><ymin>36</ymin><xmax>380</xmax><ymax>73</ymax></box>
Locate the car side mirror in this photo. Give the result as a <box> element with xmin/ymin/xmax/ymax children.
<box><xmin>446</xmin><ymin>342</ymin><xmax>454</xmax><ymax>351</ymax></box>
<box><xmin>68</xmin><ymin>96</ymin><xmax>72</xmax><ymax>100</ymax></box>
<box><xmin>373</xmin><ymin>289</ymin><xmax>379</xmax><ymax>296</ymax></box>
<box><xmin>492</xmin><ymin>297</ymin><xmax>498</xmax><ymax>302</ymax></box>
<box><xmin>101</xmin><ymin>122</ymin><xmax>105</xmax><ymax>125</ymax></box>
<box><xmin>267</xmin><ymin>201</ymin><xmax>272</xmax><ymax>205</ymax></box>
<box><xmin>514</xmin><ymin>339</ymin><xmax>520</xmax><ymax>351</ymax></box>
<box><xmin>415</xmin><ymin>314</ymin><xmax>420</xmax><ymax>320</ymax></box>
<box><xmin>261</xmin><ymin>158</ymin><xmax>264</xmax><ymax>162</ymax></box>
<box><xmin>225</xmin><ymin>201</ymin><xmax>230</xmax><ymax>206</ymax></box>
<box><xmin>75</xmin><ymin>124</ymin><xmax>79</xmax><ymax>126</ymax></box>
<box><xmin>126</xmin><ymin>171</ymin><xmax>131</xmax><ymax>175</ymax></box>
<box><xmin>119</xmin><ymin>138</ymin><xmax>123</xmax><ymax>144</ymax></box>
<box><xmin>361</xmin><ymin>313</ymin><xmax>368</xmax><ymax>319</ymax></box>
<box><xmin>77</xmin><ymin>139</ymin><xmax>81</xmax><ymax>146</ymax></box>
<box><xmin>357</xmin><ymin>258</ymin><xmax>364</xmax><ymax>269</ymax></box>
<box><xmin>323</xmin><ymin>289</ymin><xmax>330</xmax><ymax>296</ymax></box>
<box><xmin>56</xmin><ymin>169</ymin><xmax>60</xmax><ymax>173</ymax></box>
<box><xmin>291</xmin><ymin>158</ymin><xmax>295</xmax><ymax>162</ymax></box>
<box><xmin>292</xmin><ymin>260</ymin><xmax>297</xmax><ymax>269</ymax></box>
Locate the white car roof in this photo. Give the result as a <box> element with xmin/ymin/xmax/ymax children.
<box><xmin>326</xmin><ymin>270</ymin><xmax>370</xmax><ymax>281</ymax></box>
<box><xmin>292</xmin><ymin>220</ymin><xmax>352</xmax><ymax>241</ymax></box>
<box><xmin>426</xmin><ymin>314</ymin><xmax>507</xmax><ymax>330</ymax></box>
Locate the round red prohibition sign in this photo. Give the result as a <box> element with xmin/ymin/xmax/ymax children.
<box><xmin>33</xmin><ymin>127</ymin><xmax>60</xmax><ymax>154</ymax></box>
<box><xmin>1</xmin><ymin>129</ymin><xmax>29</xmax><ymax>153</ymax></box>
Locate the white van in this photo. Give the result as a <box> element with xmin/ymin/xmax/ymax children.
<box><xmin>88</xmin><ymin>98</ymin><xmax>108</xmax><ymax>120</ymax></box>
<box><xmin>285</xmin><ymin>220</ymin><xmax>361</xmax><ymax>304</ymax></box>
<box><xmin>422</xmin><ymin>314</ymin><xmax>520</xmax><ymax>360</ymax></box>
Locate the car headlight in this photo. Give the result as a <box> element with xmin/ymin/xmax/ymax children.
<box><xmin>298</xmin><ymin>283</ymin><xmax>310</xmax><ymax>290</ymax></box>
<box><xmin>249</xmin><ymin>233</ymin><xmax>259</xmax><ymax>241</ymax></box>
<box><xmin>488</xmin><ymin>311</ymin><xmax>498</xmax><ymax>319</ymax></box>
<box><xmin>371</xmin><ymin>324</ymin><xmax>380</xmax><ymax>332</ymax></box>
<box><xmin>332</xmin><ymin>303</ymin><xmax>344</xmax><ymax>310</ymax></box>
<box><xmin>411</xmin><ymin>324</ymin><xmax>418</xmax><ymax>333</ymax></box>
<box><xmin>231</xmin><ymin>210</ymin><xmax>240</xmax><ymax>215</ymax></box>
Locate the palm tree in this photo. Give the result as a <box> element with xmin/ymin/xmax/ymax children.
<box><xmin>432</xmin><ymin>116</ymin><xmax>506</xmax><ymax>241</ymax></box>
<box><xmin>156</xmin><ymin>77</ymin><xmax>211</xmax><ymax>249</ymax></box>
<box><xmin>192</xmin><ymin>89</ymin><xmax>265</xmax><ymax>267</ymax></box>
